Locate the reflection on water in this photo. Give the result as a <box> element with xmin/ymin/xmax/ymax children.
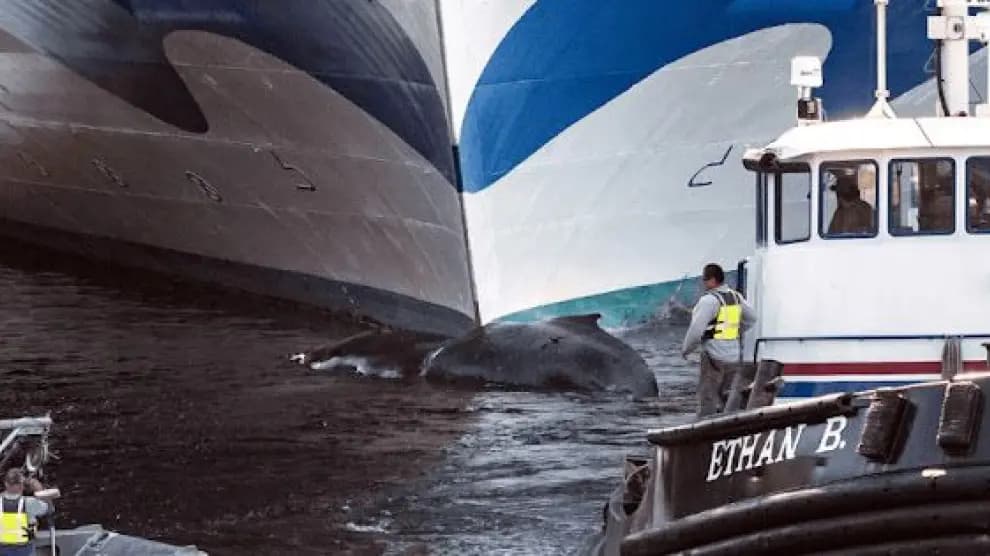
<box><xmin>0</xmin><ymin>242</ymin><xmax>693</xmax><ymax>555</ymax></box>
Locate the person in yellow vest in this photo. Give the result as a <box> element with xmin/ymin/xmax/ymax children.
<box><xmin>0</xmin><ymin>468</ymin><xmax>53</xmax><ymax>556</ymax></box>
<box><xmin>682</xmin><ymin>263</ymin><xmax>756</xmax><ymax>417</ymax></box>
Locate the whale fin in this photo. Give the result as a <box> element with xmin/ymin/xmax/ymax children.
<box><xmin>547</xmin><ymin>313</ymin><xmax>602</xmax><ymax>328</ymax></box>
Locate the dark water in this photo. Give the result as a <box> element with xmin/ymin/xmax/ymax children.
<box><xmin>0</xmin><ymin>243</ymin><xmax>693</xmax><ymax>555</ymax></box>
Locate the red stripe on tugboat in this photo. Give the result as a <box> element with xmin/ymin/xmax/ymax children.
<box><xmin>783</xmin><ymin>361</ymin><xmax>988</xmax><ymax>376</ymax></box>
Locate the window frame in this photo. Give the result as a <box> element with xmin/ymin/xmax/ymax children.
<box><xmin>887</xmin><ymin>157</ymin><xmax>957</xmax><ymax>237</ymax></box>
<box><xmin>965</xmin><ymin>156</ymin><xmax>990</xmax><ymax>234</ymax></box>
<box><xmin>756</xmin><ymin>172</ymin><xmax>768</xmax><ymax>247</ymax></box>
<box><xmin>773</xmin><ymin>164</ymin><xmax>812</xmax><ymax>246</ymax></box>
<box><xmin>818</xmin><ymin>159</ymin><xmax>880</xmax><ymax>240</ymax></box>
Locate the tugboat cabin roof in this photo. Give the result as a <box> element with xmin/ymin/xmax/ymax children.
<box><xmin>743</xmin><ymin>117</ymin><xmax>990</xmax><ymax>170</ymax></box>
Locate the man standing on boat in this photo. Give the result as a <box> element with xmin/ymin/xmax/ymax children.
<box><xmin>682</xmin><ymin>263</ymin><xmax>757</xmax><ymax>417</ymax></box>
<box><xmin>0</xmin><ymin>469</ymin><xmax>53</xmax><ymax>556</ymax></box>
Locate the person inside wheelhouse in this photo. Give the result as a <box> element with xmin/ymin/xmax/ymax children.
<box><xmin>820</xmin><ymin>163</ymin><xmax>877</xmax><ymax>238</ymax></box>
<box><xmin>890</xmin><ymin>159</ymin><xmax>954</xmax><ymax>236</ymax></box>
<box><xmin>826</xmin><ymin>172</ymin><xmax>874</xmax><ymax>235</ymax></box>
<box><xmin>923</xmin><ymin>172</ymin><xmax>954</xmax><ymax>231</ymax></box>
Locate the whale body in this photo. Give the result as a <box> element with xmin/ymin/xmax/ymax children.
<box><xmin>295</xmin><ymin>314</ymin><xmax>658</xmax><ymax>398</ymax></box>
<box><xmin>423</xmin><ymin>314</ymin><xmax>658</xmax><ymax>398</ymax></box>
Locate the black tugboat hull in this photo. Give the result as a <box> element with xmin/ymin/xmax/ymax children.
<box><xmin>589</xmin><ymin>377</ymin><xmax>990</xmax><ymax>555</ymax></box>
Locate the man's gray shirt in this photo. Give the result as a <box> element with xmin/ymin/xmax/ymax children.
<box><xmin>681</xmin><ymin>285</ymin><xmax>757</xmax><ymax>363</ymax></box>
<box><xmin>2</xmin><ymin>493</ymin><xmax>52</xmax><ymax>524</ymax></box>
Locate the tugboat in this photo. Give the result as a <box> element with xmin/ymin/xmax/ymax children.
<box><xmin>586</xmin><ymin>0</ymin><xmax>990</xmax><ymax>553</ymax></box>
<box><xmin>0</xmin><ymin>415</ymin><xmax>205</xmax><ymax>555</ymax></box>
<box><xmin>741</xmin><ymin>1</ymin><xmax>990</xmax><ymax>402</ymax></box>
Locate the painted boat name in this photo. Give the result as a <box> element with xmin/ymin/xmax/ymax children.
<box><xmin>706</xmin><ymin>416</ymin><xmax>848</xmax><ymax>482</ymax></box>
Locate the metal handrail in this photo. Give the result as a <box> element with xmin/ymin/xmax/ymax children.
<box><xmin>647</xmin><ymin>393</ymin><xmax>856</xmax><ymax>446</ymax></box>
<box><xmin>753</xmin><ymin>333</ymin><xmax>990</xmax><ymax>365</ymax></box>
<box><xmin>0</xmin><ymin>416</ymin><xmax>51</xmax><ymax>431</ymax></box>
<box><xmin>0</xmin><ymin>416</ymin><xmax>50</xmax><ymax>455</ymax></box>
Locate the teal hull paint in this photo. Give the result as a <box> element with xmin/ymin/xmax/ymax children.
<box><xmin>496</xmin><ymin>276</ymin><xmax>702</xmax><ymax>329</ymax></box>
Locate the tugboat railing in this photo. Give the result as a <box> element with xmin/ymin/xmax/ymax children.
<box><xmin>0</xmin><ymin>416</ymin><xmax>52</xmax><ymax>431</ymax></box>
<box><xmin>753</xmin><ymin>333</ymin><xmax>990</xmax><ymax>365</ymax></box>
<box><xmin>647</xmin><ymin>392</ymin><xmax>857</xmax><ymax>446</ymax></box>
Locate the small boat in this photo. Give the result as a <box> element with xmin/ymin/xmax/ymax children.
<box><xmin>585</xmin><ymin>1</ymin><xmax>990</xmax><ymax>553</ymax></box>
<box><xmin>0</xmin><ymin>415</ymin><xmax>206</xmax><ymax>555</ymax></box>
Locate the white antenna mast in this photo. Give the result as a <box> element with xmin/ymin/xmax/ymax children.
<box><xmin>867</xmin><ymin>0</ymin><xmax>897</xmax><ymax>118</ymax></box>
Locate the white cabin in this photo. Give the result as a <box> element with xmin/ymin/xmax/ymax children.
<box><xmin>736</xmin><ymin>0</ymin><xmax>990</xmax><ymax>400</ymax></box>
<box><xmin>742</xmin><ymin>117</ymin><xmax>990</xmax><ymax>399</ymax></box>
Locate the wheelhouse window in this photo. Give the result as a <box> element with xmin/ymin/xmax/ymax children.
<box><xmin>889</xmin><ymin>158</ymin><xmax>955</xmax><ymax>236</ymax></box>
<box><xmin>967</xmin><ymin>157</ymin><xmax>990</xmax><ymax>233</ymax></box>
<box><xmin>820</xmin><ymin>161</ymin><xmax>878</xmax><ymax>238</ymax></box>
<box><xmin>774</xmin><ymin>165</ymin><xmax>811</xmax><ymax>244</ymax></box>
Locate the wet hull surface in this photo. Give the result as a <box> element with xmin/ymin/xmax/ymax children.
<box><xmin>0</xmin><ymin>0</ymin><xmax>475</xmax><ymax>336</ymax></box>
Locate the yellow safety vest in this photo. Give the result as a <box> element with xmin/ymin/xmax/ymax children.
<box><xmin>0</xmin><ymin>496</ymin><xmax>31</xmax><ymax>545</ymax></box>
<box><xmin>704</xmin><ymin>290</ymin><xmax>742</xmax><ymax>341</ymax></box>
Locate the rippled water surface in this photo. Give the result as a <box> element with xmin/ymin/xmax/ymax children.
<box><xmin>0</xmin><ymin>244</ymin><xmax>694</xmax><ymax>555</ymax></box>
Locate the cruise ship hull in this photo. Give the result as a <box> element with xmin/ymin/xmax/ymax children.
<box><xmin>443</xmin><ymin>1</ymin><xmax>937</xmax><ymax>327</ymax></box>
<box><xmin>0</xmin><ymin>1</ymin><xmax>476</xmax><ymax>335</ymax></box>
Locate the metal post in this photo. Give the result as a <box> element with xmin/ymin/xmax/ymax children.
<box><xmin>876</xmin><ymin>0</ymin><xmax>889</xmax><ymax>101</ymax></box>
<box><xmin>942</xmin><ymin>0</ymin><xmax>971</xmax><ymax>115</ymax></box>
<box><xmin>867</xmin><ymin>0</ymin><xmax>897</xmax><ymax>117</ymax></box>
